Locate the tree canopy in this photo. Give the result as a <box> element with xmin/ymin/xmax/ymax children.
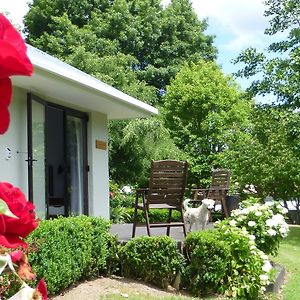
<box><xmin>219</xmin><ymin>105</ymin><xmax>300</xmax><ymax>201</ymax></box>
<box><xmin>24</xmin><ymin>0</ymin><xmax>217</xmax><ymax>102</ymax></box>
<box><xmin>234</xmin><ymin>0</ymin><xmax>300</xmax><ymax>107</ymax></box>
<box><xmin>163</xmin><ymin>60</ymin><xmax>252</xmax><ymax>185</ymax></box>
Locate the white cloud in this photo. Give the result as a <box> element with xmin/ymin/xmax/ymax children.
<box><xmin>163</xmin><ymin>0</ymin><xmax>269</xmax><ymax>52</ymax></box>
<box><xmin>0</xmin><ymin>0</ymin><xmax>32</xmax><ymax>27</ymax></box>
<box><xmin>193</xmin><ymin>0</ymin><xmax>269</xmax><ymax>51</ymax></box>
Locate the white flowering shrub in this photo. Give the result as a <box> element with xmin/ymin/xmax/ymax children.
<box><xmin>213</xmin><ymin>224</ymin><xmax>273</xmax><ymax>298</ymax></box>
<box><xmin>221</xmin><ymin>197</ymin><xmax>289</xmax><ymax>255</ymax></box>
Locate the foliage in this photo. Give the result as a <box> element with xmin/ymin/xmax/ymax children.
<box><xmin>234</xmin><ymin>0</ymin><xmax>300</xmax><ymax>107</ymax></box>
<box><xmin>218</xmin><ymin>197</ymin><xmax>289</xmax><ymax>256</ymax></box>
<box><xmin>27</xmin><ymin>216</ymin><xmax>110</xmax><ymax>294</ymax></box>
<box><xmin>24</xmin><ymin>0</ymin><xmax>216</xmax><ymax>97</ymax></box>
<box><xmin>109</xmin><ymin>117</ymin><xmax>186</xmax><ymax>187</ymax></box>
<box><xmin>184</xmin><ymin>230</ymin><xmax>231</xmax><ymax>296</ymax></box>
<box><xmin>218</xmin><ymin>105</ymin><xmax>300</xmax><ymax>201</ymax></box>
<box><xmin>213</xmin><ymin>226</ymin><xmax>272</xmax><ymax>299</ymax></box>
<box><xmin>105</xmin><ymin>234</ymin><xmax>123</xmax><ymax>276</ymax></box>
<box><xmin>124</xmin><ymin>207</ymin><xmax>181</xmax><ymax>223</ymax></box>
<box><xmin>24</xmin><ymin>0</ymin><xmax>217</xmax><ymax>186</ymax></box>
<box><xmin>163</xmin><ymin>60</ymin><xmax>253</xmax><ymax>185</ymax></box>
<box><xmin>121</xmin><ymin>236</ymin><xmax>185</xmax><ymax>289</ymax></box>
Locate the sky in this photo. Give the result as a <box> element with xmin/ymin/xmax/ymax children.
<box><xmin>0</xmin><ymin>0</ymin><xmax>273</xmax><ymax>100</ymax></box>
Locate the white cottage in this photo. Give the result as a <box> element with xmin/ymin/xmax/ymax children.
<box><xmin>0</xmin><ymin>45</ymin><xmax>157</xmax><ymax>219</ymax></box>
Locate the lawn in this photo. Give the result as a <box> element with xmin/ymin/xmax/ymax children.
<box><xmin>273</xmin><ymin>225</ymin><xmax>300</xmax><ymax>300</ymax></box>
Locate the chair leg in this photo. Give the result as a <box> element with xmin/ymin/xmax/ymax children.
<box><xmin>167</xmin><ymin>209</ymin><xmax>172</xmax><ymax>236</ymax></box>
<box><xmin>144</xmin><ymin>208</ymin><xmax>151</xmax><ymax>236</ymax></box>
<box><xmin>132</xmin><ymin>205</ymin><xmax>138</xmax><ymax>238</ymax></box>
<box><xmin>179</xmin><ymin>208</ymin><xmax>187</xmax><ymax>237</ymax></box>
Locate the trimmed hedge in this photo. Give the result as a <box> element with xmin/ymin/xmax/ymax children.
<box><xmin>121</xmin><ymin>236</ymin><xmax>185</xmax><ymax>288</ymax></box>
<box><xmin>184</xmin><ymin>230</ymin><xmax>231</xmax><ymax>296</ymax></box>
<box><xmin>124</xmin><ymin>208</ymin><xmax>181</xmax><ymax>223</ymax></box>
<box><xmin>27</xmin><ymin>216</ymin><xmax>110</xmax><ymax>294</ymax></box>
<box><xmin>123</xmin><ymin>208</ymin><xmax>223</xmax><ymax>224</ymax></box>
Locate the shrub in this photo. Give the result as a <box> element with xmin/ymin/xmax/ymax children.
<box><xmin>124</xmin><ymin>208</ymin><xmax>181</xmax><ymax>223</ymax></box>
<box><xmin>184</xmin><ymin>230</ymin><xmax>230</xmax><ymax>296</ymax></box>
<box><xmin>215</xmin><ymin>225</ymin><xmax>272</xmax><ymax>299</ymax></box>
<box><xmin>121</xmin><ymin>236</ymin><xmax>185</xmax><ymax>288</ymax></box>
<box><xmin>27</xmin><ymin>216</ymin><xmax>110</xmax><ymax>295</ymax></box>
<box><xmin>221</xmin><ymin>197</ymin><xmax>289</xmax><ymax>255</ymax></box>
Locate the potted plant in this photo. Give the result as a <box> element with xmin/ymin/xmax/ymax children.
<box><xmin>226</xmin><ymin>182</ymin><xmax>240</xmax><ymax>215</ymax></box>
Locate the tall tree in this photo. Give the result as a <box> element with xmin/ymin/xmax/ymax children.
<box><xmin>218</xmin><ymin>105</ymin><xmax>300</xmax><ymax>202</ymax></box>
<box><xmin>24</xmin><ymin>0</ymin><xmax>217</xmax><ymax>100</ymax></box>
<box><xmin>234</xmin><ymin>0</ymin><xmax>300</xmax><ymax>107</ymax></box>
<box><xmin>163</xmin><ymin>60</ymin><xmax>252</xmax><ymax>185</ymax></box>
<box><xmin>23</xmin><ymin>0</ymin><xmax>217</xmax><ymax>186</ymax></box>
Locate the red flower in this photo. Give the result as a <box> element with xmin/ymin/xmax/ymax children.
<box><xmin>0</xmin><ymin>182</ymin><xmax>39</xmax><ymax>248</ymax></box>
<box><xmin>36</xmin><ymin>279</ymin><xmax>48</xmax><ymax>300</ymax></box>
<box><xmin>0</xmin><ymin>14</ymin><xmax>33</xmax><ymax>134</ymax></box>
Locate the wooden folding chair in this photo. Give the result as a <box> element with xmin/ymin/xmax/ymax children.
<box><xmin>132</xmin><ymin>160</ymin><xmax>188</xmax><ymax>238</ymax></box>
<box><xmin>192</xmin><ymin>169</ymin><xmax>231</xmax><ymax>218</ymax></box>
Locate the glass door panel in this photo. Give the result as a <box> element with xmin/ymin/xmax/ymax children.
<box><xmin>46</xmin><ymin>106</ymin><xmax>66</xmax><ymax>217</ymax></box>
<box><xmin>30</xmin><ymin>99</ymin><xmax>46</xmax><ymax>219</ymax></box>
<box><xmin>66</xmin><ymin>115</ymin><xmax>85</xmax><ymax>215</ymax></box>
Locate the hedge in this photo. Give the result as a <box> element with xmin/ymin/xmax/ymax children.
<box><xmin>27</xmin><ymin>215</ymin><xmax>110</xmax><ymax>294</ymax></box>
<box><xmin>184</xmin><ymin>230</ymin><xmax>230</xmax><ymax>296</ymax></box>
<box><xmin>121</xmin><ymin>236</ymin><xmax>185</xmax><ymax>288</ymax></box>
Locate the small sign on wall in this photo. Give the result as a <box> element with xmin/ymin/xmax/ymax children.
<box><xmin>95</xmin><ymin>140</ymin><xmax>107</xmax><ymax>150</ymax></box>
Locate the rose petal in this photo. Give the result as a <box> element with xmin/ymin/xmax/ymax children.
<box><xmin>9</xmin><ymin>250</ymin><xmax>23</xmax><ymax>263</ymax></box>
<box><xmin>0</xmin><ymin>104</ymin><xmax>10</xmax><ymax>134</ymax></box>
<box><xmin>0</xmin><ymin>77</ymin><xmax>12</xmax><ymax>106</ymax></box>
<box><xmin>0</xmin><ymin>14</ymin><xmax>33</xmax><ymax>78</ymax></box>
<box><xmin>0</xmin><ymin>233</ymin><xmax>28</xmax><ymax>248</ymax></box>
<box><xmin>36</xmin><ymin>279</ymin><xmax>48</xmax><ymax>300</ymax></box>
<box><xmin>0</xmin><ymin>41</ymin><xmax>33</xmax><ymax>78</ymax></box>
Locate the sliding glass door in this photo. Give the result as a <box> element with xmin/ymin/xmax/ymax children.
<box><xmin>27</xmin><ymin>94</ymin><xmax>88</xmax><ymax>218</ymax></box>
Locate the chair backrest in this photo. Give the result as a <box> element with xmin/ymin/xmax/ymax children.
<box><xmin>207</xmin><ymin>169</ymin><xmax>231</xmax><ymax>200</ymax></box>
<box><xmin>148</xmin><ymin>160</ymin><xmax>188</xmax><ymax>206</ymax></box>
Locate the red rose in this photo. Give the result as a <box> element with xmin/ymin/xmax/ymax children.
<box><xmin>0</xmin><ymin>182</ymin><xmax>39</xmax><ymax>248</ymax></box>
<box><xmin>0</xmin><ymin>14</ymin><xmax>33</xmax><ymax>134</ymax></box>
<box><xmin>36</xmin><ymin>279</ymin><xmax>48</xmax><ymax>300</ymax></box>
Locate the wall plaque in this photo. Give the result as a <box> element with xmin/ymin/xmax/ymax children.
<box><xmin>95</xmin><ymin>140</ymin><xmax>107</xmax><ymax>150</ymax></box>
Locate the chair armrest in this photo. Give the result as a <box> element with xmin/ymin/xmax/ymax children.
<box><xmin>135</xmin><ymin>188</ymin><xmax>149</xmax><ymax>196</ymax></box>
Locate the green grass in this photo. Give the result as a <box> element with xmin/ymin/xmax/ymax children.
<box><xmin>273</xmin><ymin>225</ymin><xmax>300</xmax><ymax>300</ymax></box>
<box><xmin>101</xmin><ymin>296</ymin><xmax>196</xmax><ymax>300</ymax></box>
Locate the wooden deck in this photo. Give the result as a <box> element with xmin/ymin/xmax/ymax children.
<box><xmin>110</xmin><ymin>223</ymin><xmax>214</xmax><ymax>243</ymax></box>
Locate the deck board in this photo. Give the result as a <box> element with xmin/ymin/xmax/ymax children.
<box><xmin>110</xmin><ymin>223</ymin><xmax>214</xmax><ymax>243</ymax></box>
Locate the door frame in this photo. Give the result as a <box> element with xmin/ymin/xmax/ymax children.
<box><xmin>27</xmin><ymin>93</ymin><xmax>89</xmax><ymax>218</ymax></box>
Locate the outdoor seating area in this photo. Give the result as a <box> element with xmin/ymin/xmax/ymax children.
<box><xmin>132</xmin><ymin>160</ymin><xmax>188</xmax><ymax>238</ymax></box>
<box><xmin>131</xmin><ymin>159</ymin><xmax>231</xmax><ymax>239</ymax></box>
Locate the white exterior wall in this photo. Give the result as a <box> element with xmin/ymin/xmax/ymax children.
<box><xmin>0</xmin><ymin>87</ymin><xmax>110</xmax><ymax>219</ymax></box>
<box><xmin>87</xmin><ymin>111</ymin><xmax>109</xmax><ymax>219</ymax></box>
<box><xmin>0</xmin><ymin>87</ymin><xmax>28</xmax><ymax>194</ymax></box>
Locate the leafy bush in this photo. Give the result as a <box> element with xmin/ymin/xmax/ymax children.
<box><xmin>221</xmin><ymin>197</ymin><xmax>289</xmax><ymax>255</ymax></box>
<box><xmin>215</xmin><ymin>225</ymin><xmax>272</xmax><ymax>299</ymax></box>
<box><xmin>121</xmin><ymin>236</ymin><xmax>185</xmax><ymax>288</ymax></box>
<box><xmin>124</xmin><ymin>208</ymin><xmax>181</xmax><ymax>223</ymax></box>
<box><xmin>27</xmin><ymin>216</ymin><xmax>110</xmax><ymax>294</ymax></box>
<box><xmin>184</xmin><ymin>230</ymin><xmax>230</xmax><ymax>296</ymax></box>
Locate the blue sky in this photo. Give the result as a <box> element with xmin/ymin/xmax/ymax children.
<box><xmin>0</xmin><ymin>0</ymin><xmax>273</xmax><ymax>101</ymax></box>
